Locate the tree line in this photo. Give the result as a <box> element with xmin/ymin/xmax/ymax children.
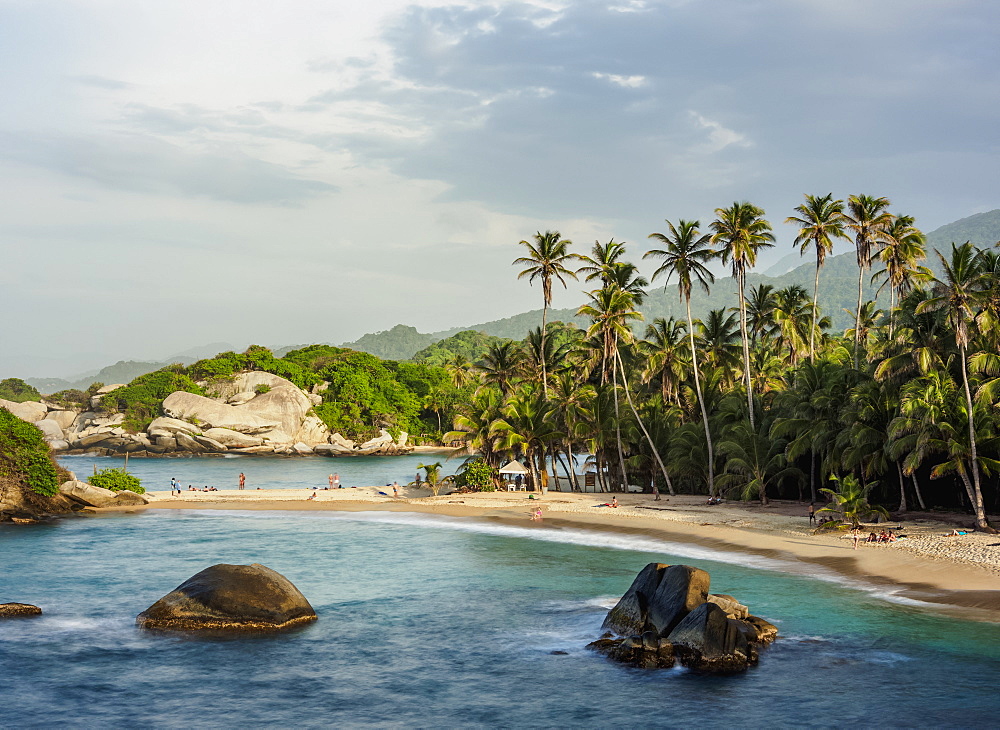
<box><xmin>443</xmin><ymin>194</ymin><xmax>1000</xmax><ymax>532</ymax></box>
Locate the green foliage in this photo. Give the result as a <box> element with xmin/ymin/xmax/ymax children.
<box><xmin>254</xmin><ymin>384</ymin><xmax>271</xmax><ymax>395</ymax></box>
<box><xmin>47</xmin><ymin>389</ymin><xmax>88</xmax><ymax>408</ymax></box>
<box><xmin>818</xmin><ymin>474</ymin><xmax>890</xmax><ymax>528</ymax></box>
<box><xmin>100</xmin><ymin>371</ymin><xmax>204</xmax><ymax>433</ymax></box>
<box><xmin>0</xmin><ymin>378</ymin><xmax>41</xmax><ymax>403</ymax></box>
<box><xmin>0</xmin><ymin>407</ymin><xmax>60</xmax><ymax>496</ymax></box>
<box><xmin>88</xmin><ymin>468</ymin><xmax>144</xmax><ymax>494</ymax></box>
<box><xmin>455</xmin><ymin>458</ymin><xmax>496</xmax><ymax>491</ymax></box>
<box><xmin>188</xmin><ymin>346</ymin><xmax>320</xmax><ymax>390</ymax></box>
<box><xmin>412</xmin><ymin>330</ymin><xmax>509</xmax><ymax>367</ymax></box>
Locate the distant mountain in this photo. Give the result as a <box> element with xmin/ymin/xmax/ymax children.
<box><xmin>925</xmin><ymin>208</ymin><xmax>1000</xmax><ymax>249</ymax></box>
<box><xmin>340</xmin><ymin>325</ymin><xmax>439</xmax><ymax>361</ymax></box>
<box><xmin>26</xmin><ymin>359</ymin><xmax>195</xmax><ymax>394</ymax></box>
<box><xmin>163</xmin><ymin>342</ymin><xmax>239</xmax><ymax>362</ymax></box>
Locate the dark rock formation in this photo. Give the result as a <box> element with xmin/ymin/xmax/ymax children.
<box><xmin>136</xmin><ymin>563</ymin><xmax>317</xmax><ymax>632</ymax></box>
<box><xmin>589</xmin><ymin>562</ymin><xmax>777</xmax><ymax>674</ymax></box>
<box><xmin>0</xmin><ymin>603</ymin><xmax>42</xmax><ymax>618</ymax></box>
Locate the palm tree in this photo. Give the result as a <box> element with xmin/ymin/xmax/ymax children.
<box><xmin>444</xmin><ymin>354</ymin><xmax>474</xmax><ymax>389</ymax></box>
<box><xmin>845</xmin><ymin>195</ymin><xmax>893</xmax><ymax>367</ymax></box>
<box><xmin>786</xmin><ymin>193</ymin><xmax>849</xmax><ymax>360</ymax></box>
<box><xmin>817</xmin><ymin>474</ymin><xmax>890</xmax><ymax>529</ymax></box>
<box><xmin>576</xmin><ymin>239</ymin><xmax>627</xmax><ymax>284</ymax></box>
<box><xmin>641</xmin><ymin>317</ymin><xmax>688</xmax><ymax>405</ymax></box>
<box><xmin>917</xmin><ymin>242</ymin><xmax>993</xmax><ymax>531</ymax></box>
<box><xmin>478</xmin><ymin>341</ymin><xmax>524</xmax><ymax>397</ymax></box>
<box><xmin>646</xmin><ymin>219</ymin><xmax>718</xmax><ymax>496</ymax></box>
<box><xmin>745</xmin><ymin>283</ymin><xmax>777</xmax><ymax>348</ymax></box>
<box><xmin>710</xmin><ymin>201</ymin><xmax>775</xmax><ymax>426</ymax></box>
<box><xmin>513</xmin><ymin>230</ymin><xmax>578</xmax><ymax>395</ymax></box>
<box><xmin>549</xmin><ymin>372</ymin><xmax>594</xmax><ymax>491</ymax></box>
<box><xmin>718</xmin><ymin>405</ymin><xmax>800</xmax><ymax>505</ymax></box>
<box><xmin>494</xmin><ymin>387</ymin><xmax>561</xmax><ymax>491</ymax></box>
<box><xmin>417</xmin><ymin>461</ymin><xmax>445</xmax><ymax>496</ymax></box>
<box><xmin>872</xmin><ymin>214</ymin><xmax>930</xmax><ymax>336</ymax></box>
<box><xmin>696</xmin><ymin>309</ymin><xmax>741</xmax><ymax>379</ymax></box>
<box><xmin>772</xmin><ymin>285</ymin><xmax>814</xmax><ymax>366</ymax></box>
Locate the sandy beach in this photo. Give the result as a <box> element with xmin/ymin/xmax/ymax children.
<box><xmin>130</xmin><ymin>487</ymin><xmax>1000</xmax><ymax>621</ymax></box>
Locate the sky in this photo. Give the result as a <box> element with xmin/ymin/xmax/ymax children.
<box><xmin>2</xmin><ymin>0</ymin><xmax>998</xmax><ymax>376</ymax></box>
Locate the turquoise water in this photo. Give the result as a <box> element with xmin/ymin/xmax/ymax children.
<box><xmin>3</xmin><ymin>505</ymin><xmax>1000</xmax><ymax>727</ymax></box>
<box><xmin>58</xmin><ymin>453</ymin><xmax>460</xmax><ymax>491</ymax></box>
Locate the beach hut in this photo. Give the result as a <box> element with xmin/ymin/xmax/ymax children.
<box><xmin>499</xmin><ymin>460</ymin><xmax>529</xmax><ymax>491</ymax></box>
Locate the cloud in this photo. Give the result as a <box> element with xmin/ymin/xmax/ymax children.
<box><xmin>592</xmin><ymin>72</ymin><xmax>646</xmax><ymax>88</ymax></box>
<box><xmin>688</xmin><ymin>111</ymin><xmax>751</xmax><ymax>153</ymax></box>
<box><xmin>70</xmin><ymin>75</ymin><xmax>132</xmax><ymax>90</ymax></box>
<box><xmin>0</xmin><ymin>132</ymin><xmax>336</xmax><ymax>205</ymax></box>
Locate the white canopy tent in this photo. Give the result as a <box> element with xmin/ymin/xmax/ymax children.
<box><xmin>498</xmin><ymin>460</ymin><xmax>529</xmax><ymax>475</ymax></box>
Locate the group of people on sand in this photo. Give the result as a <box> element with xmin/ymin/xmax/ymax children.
<box><xmin>169</xmin><ymin>478</ymin><xmax>221</xmax><ymax>496</ymax></box>
<box><xmin>866</xmin><ymin>529</ymin><xmax>898</xmax><ymax>543</ymax></box>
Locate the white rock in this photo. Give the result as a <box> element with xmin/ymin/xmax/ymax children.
<box><xmin>0</xmin><ymin>399</ymin><xmax>47</xmax><ymax>423</ymax></box>
<box><xmin>96</xmin><ymin>383</ymin><xmax>126</xmax><ymax>394</ymax></box>
<box><xmin>46</xmin><ymin>410</ymin><xmax>78</xmax><ymax>430</ymax></box>
<box><xmin>59</xmin><ymin>480</ymin><xmax>118</xmax><ymax>507</ymax></box>
<box><xmin>203</xmin><ymin>427</ymin><xmax>264</xmax><ymax>448</ymax></box>
<box><xmin>193</xmin><ymin>435</ymin><xmax>228</xmax><ymax>453</ymax></box>
<box><xmin>294</xmin><ymin>416</ymin><xmax>330</xmax><ymax>446</ymax></box>
<box><xmin>162</xmin><ymin>392</ymin><xmax>279</xmax><ymax>434</ymax></box>
<box><xmin>227</xmin><ymin>391</ymin><xmax>256</xmax><ymax>406</ymax></box>
<box><xmin>35</xmin><ymin>419</ymin><xmax>65</xmax><ymax>441</ymax></box>
<box><xmin>147</xmin><ymin>416</ymin><xmax>203</xmax><ymax>436</ymax></box>
<box><xmin>396</xmin><ymin>431</ymin><xmax>408</xmax><ymax>448</ymax></box>
<box><xmin>330</xmin><ymin>432</ymin><xmax>355</xmax><ymax>450</ymax></box>
<box><xmin>48</xmin><ymin>439</ymin><xmax>70</xmax><ymax>452</ymax></box>
<box><xmin>292</xmin><ymin>442</ymin><xmax>313</xmax><ymax>455</ymax></box>
<box><xmin>238</xmin><ymin>386</ymin><xmax>313</xmax><ymax>440</ymax></box>
<box><xmin>174</xmin><ymin>431</ymin><xmax>208</xmax><ymax>453</ymax></box>
<box><xmin>359</xmin><ymin>429</ymin><xmax>394</xmax><ymax>450</ymax></box>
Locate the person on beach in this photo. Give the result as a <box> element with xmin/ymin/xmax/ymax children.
<box><xmin>333</xmin><ymin>473</ymin><xmax>341</xmax><ymax>489</ymax></box>
<box><xmin>611</xmin><ymin>496</ymin><xmax>618</xmax><ymax>508</ymax></box>
<box><xmin>328</xmin><ymin>474</ymin><xmax>334</xmax><ymax>489</ymax></box>
<box><xmin>535</xmin><ymin>507</ymin><xmax>543</xmax><ymax>522</ymax></box>
<box><xmin>392</xmin><ymin>481</ymin><xmax>400</xmax><ymax>498</ymax></box>
<box><xmin>239</xmin><ymin>473</ymin><xmax>245</xmax><ymax>490</ymax></box>
<box><xmin>852</xmin><ymin>528</ymin><xmax>861</xmax><ymax>549</ymax></box>
<box><xmin>415</xmin><ymin>471</ymin><xmax>421</xmax><ymax>486</ymax></box>
<box><xmin>808</xmin><ymin>503</ymin><xmax>816</xmax><ymax>525</ymax></box>
<box><xmin>307</xmin><ymin>492</ymin><xmax>316</xmax><ymax>501</ymax></box>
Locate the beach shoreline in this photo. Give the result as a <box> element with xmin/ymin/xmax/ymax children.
<box><xmin>120</xmin><ymin>489</ymin><xmax>1000</xmax><ymax>621</ymax></box>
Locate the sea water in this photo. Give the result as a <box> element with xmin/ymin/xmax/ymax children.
<box><xmin>3</xmin><ymin>504</ymin><xmax>1000</xmax><ymax>728</ymax></box>
<box><xmin>57</xmin><ymin>453</ymin><xmax>460</xmax><ymax>492</ymax></box>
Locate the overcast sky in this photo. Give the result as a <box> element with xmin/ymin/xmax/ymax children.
<box><xmin>2</xmin><ymin>0</ymin><xmax>998</xmax><ymax>376</ymax></box>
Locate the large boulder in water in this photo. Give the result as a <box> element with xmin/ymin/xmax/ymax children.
<box><xmin>591</xmin><ymin>563</ymin><xmax>776</xmax><ymax>674</ymax></box>
<box><xmin>59</xmin><ymin>480</ymin><xmax>119</xmax><ymax>507</ymax></box>
<box><xmin>602</xmin><ymin>563</ymin><xmax>710</xmax><ymax>637</ymax></box>
<box><xmin>136</xmin><ymin>563</ymin><xmax>317</xmax><ymax>632</ymax></box>
<box><xmin>0</xmin><ymin>603</ymin><xmax>42</xmax><ymax>618</ymax></box>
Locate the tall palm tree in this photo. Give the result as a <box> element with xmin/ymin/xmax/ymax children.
<box><xmin>493</xmin><ymin>387</ymin><xmax>561</xmax><ymax>491</ymax></box>
<box><xmin>710</xmin><ymin>201</ymin><xmax>775</xmax><ymax>426</ymax></box>
<box><xmin>772</xmin><ymin>285</ymin><xmax>814</xmax><ymax>366</ymax></box>
<box><xmin>696</xmin><ymin>309</ymin><xmax>742</xmax><ymax>380</ymax></box>
<box><xmin>786</xmin><ymin>193</ymin><xmax>849</xmax><ymax>360</ymax></box>
<box><xmin>745</xmin><ymin>283</ymin><xmax>777</xmax><ymax>348</ymax></box>
<box><xmin>513</xmin><ymin>230</ymin><xmax>578</xmax><ymax>396</ymax></box>
<box><xmin>549</xmin><ymin>371</ymin><xmax>594</xmax><ymax>491</ymax></box>
<box><xmin>872</xmin><ymin>214</ymin><xmax>930</xmax><ymax>336</ymax></box>
<box><xmin>845</xmin><ymin>195</ymin><xmax>893</xmax><ymax>367</ymax></box>
<box><xmin>916</xmin><ymin>242</ymin><xmax>993</xmax><ymax>531</ymax></box>
<box><xmin>646</xmin><ymin>219</ymin><xmax>718</xmax><ymax>496</ymax></box>
<box><xmin>576</xmin><ymin>239</ymin><xmax>627</xmax><ymax>284</ymax></box>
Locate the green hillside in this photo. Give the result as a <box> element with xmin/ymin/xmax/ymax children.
<box><xmin>340</xmin><ymin>325</ymin><xmax>438</xmax><ymax>361</ymax></box>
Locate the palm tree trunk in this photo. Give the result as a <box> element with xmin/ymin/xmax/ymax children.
<box><xmin>855</xmin><ymin>261</ymin><xmax>864</xmax><ymax>369</ymax></box>
<box><xmin>686</xmin><ymin>296</ymin><xmax>715</xmax><ymax>496</ymax></box>
<box><xmin>565</xmin><ymin>434</ymin><xmax>580</xmax><ymax>491</ymax></box>
<box><xmin>611</xmin><ymin>358</ymin><xmax>628</xmax><ymax>493</ymax></box>
<box><xmin>911</xmin><ymin>473</ymin><xmax>927</xmax><ymax>511</ymax></box>
<box><xmin>616</xmin><ymin>351</ymin><xmax>673</xmax><ymax>497</ymax></box>
<box><xmin>738</xmin><ymin>270</ymin><xmax>755</xmax><ymax>427</ymax></box>
<box><xmin>959</xmin><ymin>344</ymin><xmax>992</xmax><ymax>531</ymax></box>
<box><xmin>809</xmin><ymin>452</ymin><xmax>816</xmax><ymax>504</ymax></box>
<box><xmin>540</xmin><ymin>303</ymin><xmax>548</xmax><ymax>397</ymax></box>
<box><xmin>810</xmin><ymin>251</ymin><xmax>820</xmax><ymax>361</ymax></box>
<box><xmin>895</xmin><ymin>460</ymin><xmax>907</xmax><ymax>513</ymax></box>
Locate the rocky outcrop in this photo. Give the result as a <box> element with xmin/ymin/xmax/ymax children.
<box><xmin>58</xmin><ymin>480</ymin><xmax>147</xmax><ymax>508</ymax></box>
<box><xmin>42</xmin><ymin>370</ymin><xmax>413</xmax><ymax>458</ymax></box>
<box><xmin>136</xmin><ymin>563</ymin><xmax>317</xmax><ymax>632</ymax></box>
<box><xmin>0</xmin><ymin>399</ymin><xmax>47</xmax><ymax>423</ymax></box>
<box><xmin>0</xmin><ymin>603</ymin><xmax>42</xmax><ymax>618</ymax></box>
<box><xmin>590</xmin><ymin>563</ymin><xmax>777</xmax><ymax>674</ymax></box>
<box><xmin>162</xmin><ymin>392</ymin><xmax>279</xmax><ymax>434</ymax></box>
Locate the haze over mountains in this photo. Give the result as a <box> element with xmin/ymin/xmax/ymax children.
<box><xmin>19</xmin><ymin>209</ymin><xmax>1000</xmax><ymax>391</ymax></box>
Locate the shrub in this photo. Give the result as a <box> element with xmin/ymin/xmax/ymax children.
<box><xmin>0</xmin><ymin>407</ymin><xmax>60</xmax><ymax>496</ymax></box>
<box><xmin>88</xmin><ymin>468</ymin><xmax>144</xmax><ymax>494</ymax></box>
<box><xmin>0</xmin><ymin>378</ymin><xmax>42</xmax><ymax>403</ymax></box>
<box><xmin>455</xmin><ymin>458</ymin><xmax>496</xmax><ymax>491</ymax></box>
<box><xmin>255</xmin><ymin>384</ymin><xmax>271</xmax><ymax>395</ymax></box>
<box><xmin>48</xmin><ymin>389</ymin><xmax>88</xmax><ymax>408</ymax></box>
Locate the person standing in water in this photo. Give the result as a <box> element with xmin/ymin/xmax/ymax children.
<box><xmin>239</xmin><ymin>472</ymin><xmax>246</xmax><ymax>491</ymax></box>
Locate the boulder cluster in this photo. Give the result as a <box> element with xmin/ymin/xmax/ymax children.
<box><xmin>589</xmin><ymin>563</ymin><xmax>777</xmax><ymax>673</ymax></box>
<box><xmin>1</xmin><ymin>371</ymin><xmax>413</xmax><ymax>458</ymax></box>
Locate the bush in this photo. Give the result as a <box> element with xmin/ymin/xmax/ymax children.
<box><xmin>0</xmin><ymin>378</ymin><xmax>42</xmax><ymax>403</ymax></box>
<box><xmin>88</xmin><ymin>468</ymin><xmax>144</xmax><ymax>494</ymax></box>
<box><xmin>48</xmin><ymin>389</ymin><xmax>88</xmax><ymax>408</ymax></box>
<box><xmin>255</xmin><ymin>384</ymin><xmax>271</xmax><ymax>395</ymax></box>
<box><xmin>455</xmin><ymin>459</ymin><xmax>496</xmax><ymax>491</ymax></box>
<box><xmin>0</xmin><ymin>407</ymin><xmax>60</xmax><ymax>496</ymax></box>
